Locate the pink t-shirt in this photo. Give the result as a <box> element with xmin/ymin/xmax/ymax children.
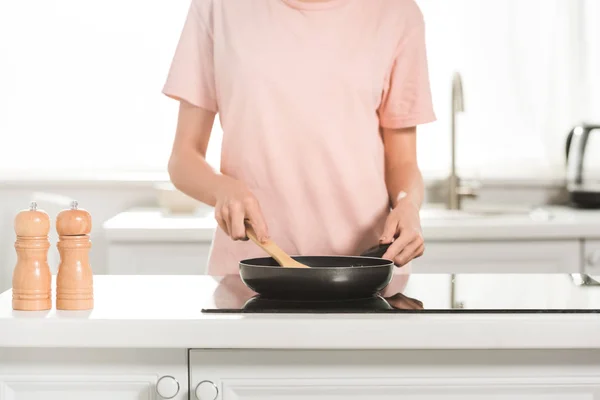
<box><xmin>162</xmin><ymin>0</ymin><xmax>436</xmax><ymax>295</ymax></box>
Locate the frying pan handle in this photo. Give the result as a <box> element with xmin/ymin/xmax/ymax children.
<box><xmin>361</xmin><ymin>243</ymin><xmax>392</xmax><ymax>258</ymax></box>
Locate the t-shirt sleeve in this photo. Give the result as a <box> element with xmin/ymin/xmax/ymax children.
<box><xmin>162</xmin><ymin>0</ymin><xmax>218</xmax><ymax>112</ymax></box>
<box><xmin>378</xmin><ymin>19</ymin><xmax>436</xmax><ymax>129</ymax></box>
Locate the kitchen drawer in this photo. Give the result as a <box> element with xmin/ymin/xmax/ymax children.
<box><xmin>106</xmin><ymin>242</ymin><xmax>210</xmax><ymax>275</ymax></box>
<box><xmin>189</xmin><ymin>349</ymin><xmax>600</xmax><ymax>400</ymax></box>
<box><xmin>412</xmin><ymin>240</ymin><xmax>582</xmax><ymax>273</ymax></box>
<box><xmin>0</xmin><ymin>348</ymin><xmax>188</xmax><ymax>400</ymax></box>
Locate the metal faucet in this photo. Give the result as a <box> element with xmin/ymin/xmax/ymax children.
<box><xmin>446</xmin><ymin>72</ymin><xmax>478</xmax><ymax>309</ymax></box>
<box><xmin>447</xmin><ymin>71</ymin><xmax>477</xmax><ymax>210</ymax></box>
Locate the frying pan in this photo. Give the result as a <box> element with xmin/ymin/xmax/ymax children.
<box><xmin>239</xmin><ymin>242</ymin><xmax>394</xmax><ymax>301</ymax></box>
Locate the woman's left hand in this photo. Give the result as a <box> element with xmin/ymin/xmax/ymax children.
<box><xmin>380</xmin><ymin>199</ymin><xmax>424</xmax><ymax>266</ymax></box>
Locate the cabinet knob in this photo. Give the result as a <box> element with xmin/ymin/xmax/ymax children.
<box><xmin>156</xmin><ymin>375</ymin><xmax>180</xmax><ymax>399</ymax></box>
<box><xmin>195</xmin><ymin>380</ymin><xmax>219</xmax><ymax>400</ymax></box>
<box><xmin>587</xmin><ymin>251</ymin><xmax>600</xmax><ymax>267</ymax></box>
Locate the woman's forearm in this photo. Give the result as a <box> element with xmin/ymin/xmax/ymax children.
<box><xmin>385</xmin><ymin>161</ymin><xmax>424</xmax><ymax>210</ymax></box>
<box><xmin>167</xmin><ymin>102</ymin><xmax>234</xmax><ymax>208</ymax></box>
<box><xmin>379</xmin><ymin>127</ymin><xmax>426</xmax><ymax>262</ymax></box>
<box><xmin>167</xmin><ymin>102</ymin><xmax>270</xmax><ymax>241</ymax></box>
<box><xmin>382</xmin><ymin>126</ymin><xmax>425</xmax><ymax>210</ymax></box>
<box><xmin>168</xmin><ymin>148</ymin><xmax>232</xmax><ymax>208</ymax></box>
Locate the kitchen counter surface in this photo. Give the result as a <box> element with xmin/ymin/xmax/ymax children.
<box><xmin>102</xmin><ymin>205</ymin><xmax>600</xmax><ymax>243</ymax></box>
<box><xmin>1</xmin><ymin>274</ymin><xmax>600</xmax><ymax>349</ymax></box>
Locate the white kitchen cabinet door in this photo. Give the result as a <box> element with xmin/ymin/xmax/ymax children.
<box><xmin>189</xmin><ymin>349</ymin><xmax>600</xmax><ymax>400</ymax></box>
<box><xmin>0</xmin><ymin>376</ymin><xmax>154</xmax><ymax>400</ymax></box>
<box><xmin>209</xmin><ymin>383</ymin><xmax>600</xmax><ymax>399</ymax></box>
<box><xmin>106</xmin><ymin>242</ymin><xmax>211</xmax><ymax>275</ymax></box>
<box><xmin>412</xmin><ymin>240</ymin><xmax>582</xmax><ymax>273</ymax></box>
<box><xmin>0</xmin><ymin>348</ymin><xmax>188</xmax><ymax>400</ymax></box>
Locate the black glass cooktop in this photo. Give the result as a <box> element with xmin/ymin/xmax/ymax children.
<box><xmin>200</xmin><ymin>273</ymin><xmax>600</xmax><ymax>314</ymax></box>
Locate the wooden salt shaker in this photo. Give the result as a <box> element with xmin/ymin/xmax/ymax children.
<box><xmin>12</xmin><ymin>201</ymin><xmax>52</xmax><ymax>311</ymax></box>
<box><xmin>56</xmin><ymin>200</ymin><xmax>94</xmax><ymax>310</ymax></box>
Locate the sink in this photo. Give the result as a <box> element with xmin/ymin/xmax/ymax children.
<box><xmin>419</xmin><ymin>205</ymin><xmax>554</xmax><ymax>221</ymax></box>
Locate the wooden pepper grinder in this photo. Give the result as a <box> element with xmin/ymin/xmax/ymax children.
<box><xmin>56</xmin><ymin>200</ymin><xmax>94</xmax><ymax>310</ymax></box>
<box><xmin>12</xmin><ymin>201</ymin><xmax>52</xmax><ymax>311</ymax></box>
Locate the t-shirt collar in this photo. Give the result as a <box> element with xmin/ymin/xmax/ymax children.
<box><xmin>281</xmin><ymin>0</ymin><xmax>350</xmax><ymax>11</ymax></box>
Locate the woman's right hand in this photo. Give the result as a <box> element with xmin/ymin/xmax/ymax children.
<box><xmin>214</xmin><ymin>178</ymin><xmax>270</xmax><ymax>243</ymax></box>
<box><xmin>165</xmin><ymin>101</ymin><xmax>269</xmax><ymax>242</ymax></box>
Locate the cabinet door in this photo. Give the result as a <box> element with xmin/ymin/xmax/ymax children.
<box><xmin>0</xmin><ymin>348</ymin><xmax>187</xmax><ymax>400</ymax></box>
<box><xmin>107</xmin><ymin>242</ymin><xmax>211</xmax><ymax>275</ymax></box>
<box><xmin>0</xmin><ymin>376</ymin><xmax>154</xmax><ymax>400</ymax></box>
<box><xmin>412</xmin><ymin>240</ymin><xmax>581</xmax><ymax>273</ymax></box>
<box><xmin>214</xmin><ymin>382</ymin><xmax>599</xmax><ymax>399</ymax></box>
<box><xmin>189</xmin><ymin>350</ymin><xmax>600</xmax><ymax>400</ymax></box>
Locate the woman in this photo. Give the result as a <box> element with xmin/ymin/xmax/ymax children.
<box><xmin>163</xmin><ymin>0</ymin><xmax>436</xmax><ymax>295</ymax></box>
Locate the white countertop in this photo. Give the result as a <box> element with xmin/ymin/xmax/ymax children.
<box><xmin>420</xmin><ymin>205</ymin><xmax>600</xmax><ymax>240</ymax></box>
<box><xmin>102</xmin><ymin>205</ymin><xmax>600</xmax><ymax>243</ymax></box>
<box><xmin>103</xmin><ymin>208</ymin><xmax>217</xmax><ymax>242</ymax></box>
<box><xmin>1</xmin><ymin>274</ymin><xmax>600</xmax><ymax>349</ymax></box>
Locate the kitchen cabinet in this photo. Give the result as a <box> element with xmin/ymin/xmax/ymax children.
<box><xmin>103</xmin><ymin>239</ymin><xmax>583</xmax><ymax>276</ymax></box>
<box><xmin>103</xmin><ymin>207</ymin><xmax>600</xmax><ymax>276</ymax></box>
<box><xmin>0</xmin><ymin>377</ymin><xmax>156</xmax><ymax>399</ymax></box>
<box><xmin>106</xmin><ymin>242</ymin><xmax>211</xmax><ymax>275</ymax></box>
<box><xmin>0</xmin><ymin>348</ymin><xmax>188</xmax><ymax>400</ymax></box>
<box><xmin>189</xmin><ymin>349</ymin><xmax>600</xmax><ymax>400</ymax></box>
<box><xmin>103</xmin><ymin>209</ymin><xmax>214</xmax><ymax>275</ymax></box>
<box><xmin>4</xmin><ymin>348</ymin><xmax>600</xmax><ymax>400</ymax></box>
<box><xmin>412</xmin><ymin>240</ymin><xmax>582</xmax><ymax>273</ymax></box>
<box><xmin>4</xmin><ymin>275</ymin><xmax>600</xmax><ymax>400</ymax></box>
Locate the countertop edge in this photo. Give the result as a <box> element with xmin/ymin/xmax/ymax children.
<box><xmin>101</xmin><ymin>224</ymin><xmax>600</xmax><ymax>243</ymax></box>
<box><xmin>101</xmin><ymin>206</ymin><xmax>600</xmax><ymax>243</ymax></box>
<box><xmin>2</xmin><ymin>316</ymin><xmax>600</xmax><ymax>349</ymax></box>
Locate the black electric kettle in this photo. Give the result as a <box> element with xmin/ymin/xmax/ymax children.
<box><xmin>566</xmin><ymin>124</ymin><xmax>600</xmax><ymax>208</ymax></box>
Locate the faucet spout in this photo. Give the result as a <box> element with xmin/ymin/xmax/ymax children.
<box><xmin>452</xmin><ymin>72</ymin><xmax>465</xmax><ymax>113</ymax></box>
<box><xmin>448</xmin><ymin>71</ymin><xmax>472</xmax><ymax>210</ymax></box>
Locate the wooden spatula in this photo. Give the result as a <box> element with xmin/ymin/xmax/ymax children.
<box><xmin>245</xmin><ymin>224</ymin><xmax>310</xmax><ymax>268</ymax></box>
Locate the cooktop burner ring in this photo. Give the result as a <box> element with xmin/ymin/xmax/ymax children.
<box><xmin>239</xmin><ymin>295</ymin><xmax>394</xmax><ymax>312</ymax></box>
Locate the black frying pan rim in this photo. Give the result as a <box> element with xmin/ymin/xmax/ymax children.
<box><xmin>239</xmin><ymin>255</ymin><xmax>394</xmax><ymax>270</ymax></box>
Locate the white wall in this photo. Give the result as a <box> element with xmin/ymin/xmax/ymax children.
<box><xmin>416</xmin><ymin>0</ymin><xmax>592</xmax><ymax>180</ymax></box>
<box><xmin>0</xmin><ymin>184</ymin><xmax>156</xmax><ymax>292</ymax></box>
<box><xmin>0</xmin><ymin>0</ymin><xmax>597</xmax><ymax>184</ymax></box>
<box><xmin>584</xmin><ymin>0</ymin><xmax>600</xmax><ymax>119</ymax></box>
